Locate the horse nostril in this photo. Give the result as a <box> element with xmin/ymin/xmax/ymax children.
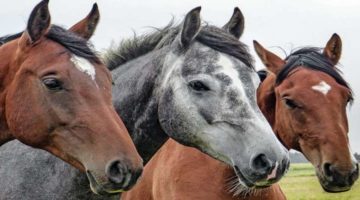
<box><xmin>323</xmin><ymin>163</ymin><xmax>333</xmax><ymax>177</ymax></box>
<box><xmin>251</xmin><ymin>154</ymin><xmax>272</xmax><ymax>174</ymax></box>
<box><xmin>106</xmin><ymin>160</ymin><xmax>127</xmax><ymax>184</ymax></box>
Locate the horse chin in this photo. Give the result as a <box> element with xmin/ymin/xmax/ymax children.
<box><xmin>233</xmin><ymin>165</ymin><xmax>278</xmax><ymax>189</ymax></box>
<box><xmin>319</xmin><ymin>180</ymin><xmax>351</xmax><ymax>193</ymax></box>
<box><xmin>86</xmin><ymin>171</ymin><xmax>124</xmax><ymax>196</ymax></box>
<box><xmin>321</xmin><ymin>184</ymin><xmax>351</xmax><ymax>193</ymax></box>
<box><xmin>228</xmin><ymin>169</ymin><xmax>272</xmax><ymax>197</ymax></box>
<box><xmin>316</xmin><ymin>170</ymin><xmax>352</xmax><ymax>193</ymax></box>
<box><xmin>233</xmin><ymin>165</ymin><xmax>255</xmax><ymax>188</ymax></box>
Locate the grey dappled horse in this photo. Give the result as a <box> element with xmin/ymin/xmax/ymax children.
<box><xmin>0</xmin><ymin>7</ymin><xmax>289</xmax><ymax>199</ymax></box>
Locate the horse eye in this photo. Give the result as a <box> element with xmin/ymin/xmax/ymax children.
<box><xmin>42</xmin><ymin>78</ymin><xmax>63</xmax><ymax>91</ymax></box>
<box><xmin>189</xmin><ymin>81</ymin><xmax>210</xmax><ymax>92</ymax></box>
<box><xmin>283</xmin><ymin>98</ymin><xmax>299</xmax><ymax>109</ymax></box>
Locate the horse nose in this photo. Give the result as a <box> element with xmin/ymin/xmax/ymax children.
<box><xmin>106</xmin><ymin>159</ymin><xmax>143</xmax><ymax>189</ymax></box>
<box><xmin>251</xmin><ymin>153</ymin><xmax>273</xmax><ymax>176</ymax></box>
<box><xmin>323</xmin><ymin>162</ymin><xmax>359</xmax><ymax>186</ymax></box>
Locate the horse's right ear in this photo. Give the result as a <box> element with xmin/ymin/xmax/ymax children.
<box><xmin>22</xmin><ymin>0</ymin><xmax>51</xmax><ymax>45</ymax></box>
<box><xmin>69</xmin><ymin>3</ymin><xmax>100</xmax><ymax>40</ymax></box>
<box><xmin>253</xmin><ymin>40</ymin><xmax>285</xmax><ymax>75</ymax></box>
<box><xmin>180</xmin><ymin>6</ymin><xmax>201</xmax><ymax>48</ymax></box>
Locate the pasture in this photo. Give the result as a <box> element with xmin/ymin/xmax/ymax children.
<box><xmin>280</xmin><ymin>163</ymin><xmax>360</xmax><ymax>200</ymax></box>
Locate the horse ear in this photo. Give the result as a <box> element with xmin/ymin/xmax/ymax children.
<box><xmin>253</xmin><ymin>40</ymin><xmax>285</xmax><ymax>75</ymax></box>
<box><xmin>69</xmin><ymin>3</ymin><xmax>100</xmax><ymax>40</ymax></box>
<box><xmin>323</xmin><ymin>33</ymin><xmax>342</xmax><ymax>65</ymax></box>
<box><xmin>25</xmin><ymin>0</ymin><xmax>51</xmax><ymax>44</ymax></box>
<box><xmin>223</xmin><ymin>7</ymin><xmax>244</xmax><ymax>39</ymax></box>
<box><xmin>180</xmin><ymin>6</ymin><xmax>201</xmax><ymax>48</ymax></box>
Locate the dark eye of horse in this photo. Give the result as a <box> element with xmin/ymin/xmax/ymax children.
<box><xmin>42</xmin><ymin>78</ymin><xmax>63</xmax><ymax>91</ymax></box>
<box><xmin>189</xmin><ymin>81</ymin><xmax>210</xmax><ymax>92</ymax></box>
<box><xmin>284</xmin><ymin>98</ymin><xmax>299</xmax><ymax>109</ymax></box>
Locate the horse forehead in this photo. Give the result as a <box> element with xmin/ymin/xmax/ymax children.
<box><xmin>70</xmin><ymin>55</ymin><xmax>96</xmax><ymax>81</ymax></box>
<box><xmin>289</xmin><ymin>69</ymin><xmax>335</xmax><ymax>96</ymax></box>
<box><xmin>215</xmin><ymin>54</ymin><xmax>254</xmax><ymax>91</ymax></box>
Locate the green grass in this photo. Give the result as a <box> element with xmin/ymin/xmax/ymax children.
<box><xmin>280</xmin><ymin>163</ymin><xmax>360</xmax><ymax>200</ymax></box>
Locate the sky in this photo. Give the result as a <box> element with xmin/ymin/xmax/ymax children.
<box><xmin>1</xmin><ymin>0</ymin><xmax>359</xmax><ymax>152</ymax></box>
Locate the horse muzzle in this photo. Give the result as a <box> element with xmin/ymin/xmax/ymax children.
<box><xmin>318</xmin><ymin>162</ymin><xmax>359</xmax><ymax>193</ymax></box>
<box><xmin>86</xmin><ymin>160</ymin><xmax>143</xmax><ymax>195</ymax></box>
<box><xmin>233</xmin><ymin>154</ymin><xmax>290</xmax><ymax>188</ymax></box>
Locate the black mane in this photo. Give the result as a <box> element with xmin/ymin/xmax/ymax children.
<box><xmin>276</xmin><ymin>47</ymin><xmax>353</xmax><ymax>102</ymax></box>
<box><xmin>257</xmin><ymin>69</ymin><xmax>268</xmax><ymax>82</ymax></box>
<box><xmin>0</xmin><ymin>25</ymin><xmax>100</xmax><ymax>63</ymax></box>
<box><xmin>104</xmin><ymin>22</ymin><xmax>254</xmax><ymax>70</ymax></box>
<box><xmin>0</xmin><ymin>32</ymin><xmax>23</xmax><ymax>45</ymax></box>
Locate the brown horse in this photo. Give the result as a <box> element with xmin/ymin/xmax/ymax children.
<box><xmin>121</xmin><ymin>8</ymin><xmax>288</xmax><ymax>200</ymax></box>
<box><xmin>0</xmin><ymin>0</ymin><xmax>143</xmax><ymax>195</ymax></box>
<box><xmin>121</xmin><ymin>139</ymin><xmax>285</xmax><ymax>200</ymax></box>
<box><xmin>254</xmin><ymin>35</ymin><xmax>358</xmax><ymax>192</ymax></box>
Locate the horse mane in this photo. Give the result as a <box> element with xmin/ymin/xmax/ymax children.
<box><xmin>276</xmin><ymin>47</ymin><xmax>354</xmax><ymax>103</ymax></box>
<box><xmin>257</xmin><ymin>69</ymin><xmax>268</xmax><ymax>82</ymax></box>
<box><xmin>104</xmin><ymin>21</ymin><xmax>254</xmax><ymax>71</ymax></box>
<box><xmin>0</xmin><ymin>32</ymin><xmax>23</xmax><ymax>45</ymax></box>
<box><xmin>0</xmin><ymin>25</ymin><xmax>100</xmax><ymax>63</ymax></box>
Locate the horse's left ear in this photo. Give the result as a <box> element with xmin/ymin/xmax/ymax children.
<box><xmin>23</xmin><ymin>0</ymin><xmax>51</xmax><ymax>44</ymax></box>
<box><xmin>180</xmin><ymin>6</ymin><xmax>201</xmax><ymax>48</ymax></box>
<box><xmin>223</xmin><ymin>7</ymin><xmax>244</xmax><ymax>39</ymax></box>
<box><xmin>253</xmin><ymin>40</ymin><xmax>285</xmax><ymax>75</ymax></box>
<box><xmin>69</xmin><ymin>3</ymin><xmax>100</xmax><ymax>40</ymax></box>
<box><xmin>323</xmin><ymin>33</ymin><xmax>342</xmax><ymax>65</ymax></box>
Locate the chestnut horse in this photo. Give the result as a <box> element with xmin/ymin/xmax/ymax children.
<box><xmin>0</xmin><ymin>0</ymin><xmax>143</xmax><ymax>195</ymax></box>
<box><xmin>254</xmin><ymin>35</ymin><xmax>358</xmax><ymax>192</ymax></box>
<box><xmin>121</xmin><ymin>7</ymin><xmax>288</xmax><ymax>200</ymax></box>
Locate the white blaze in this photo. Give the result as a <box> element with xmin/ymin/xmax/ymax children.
<box><xmin>217</xmin><ymin>54</ymin><xmax>244</xmax><ymax>94</ymax></box>
<box><xmin>312</xmin><ymin>81</ymin><xmax>331</xmax><ymax>95</ymax></box>
<box><xmin>71</xmin><ymin>55</ymin><xmax>96</xmax><ymax>80</ymax></box>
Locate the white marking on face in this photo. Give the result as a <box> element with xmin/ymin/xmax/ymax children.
<box><xmin>71</xmin><ymin>55</ymin><xmax>96</xmax><ymax>81</ymax></box>
<box><xmin>216</xmin><ymin>54</ymin><xmax>284</xmax><ymax>148</ymax></box>
<box><xmin>312</xmin><ymin>81</ymin><xmax>331</xmax><ymax>95</ymax></box>
<box><xmin>217</xmin><ymin>54</ymin><xmax>244</xmax><ymax>94</ymax></box>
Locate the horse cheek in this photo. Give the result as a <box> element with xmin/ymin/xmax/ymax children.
<box><xmin>5</xmin><ymin>80</ymin><xmax>51</xmax><ymax>147</ymax></box>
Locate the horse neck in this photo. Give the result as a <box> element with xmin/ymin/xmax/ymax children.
<box><xmin>111</xmin><ymin>49</ymin><xmax>169</xmax><ymax>164</ymax></box>
<box><xmin>0</xmin><ymin>41</ymin><xmax>22</xmax><ymax>145</ymax></box>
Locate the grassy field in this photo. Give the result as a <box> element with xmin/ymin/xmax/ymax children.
<box><xmin>280</xmin><ymin>163</ymin><xmax>360</xmax><ymax>200</ymax></box>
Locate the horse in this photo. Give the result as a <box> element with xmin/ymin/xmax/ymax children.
<box><xmin>0</xmin><ymin>5</ymin><xmax>290</xmax><ymax>200</ymax></box>
<box><xmin>121</xmin><ymin>139</ymin><xmax>286</xmax><ymax>200</ymax></box>
<box><xmin>254</xmin><ymin>35</ymin><xmax>359</xmax><ymax>192</ymax></box>
<box><xmin>121</xmin><ymin>8</ymin><xmax>287</xmax><ymax>200</ymax></box>
<box><xmin>0</xmin><ymin>0</ymin><xmax>143</xmax><ymax>196</ymax></box>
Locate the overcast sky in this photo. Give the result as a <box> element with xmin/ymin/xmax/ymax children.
<box><xmin>1</xmin><ymin>0</ymin><xmax>359</xmax><ymax>152</ymax></box>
